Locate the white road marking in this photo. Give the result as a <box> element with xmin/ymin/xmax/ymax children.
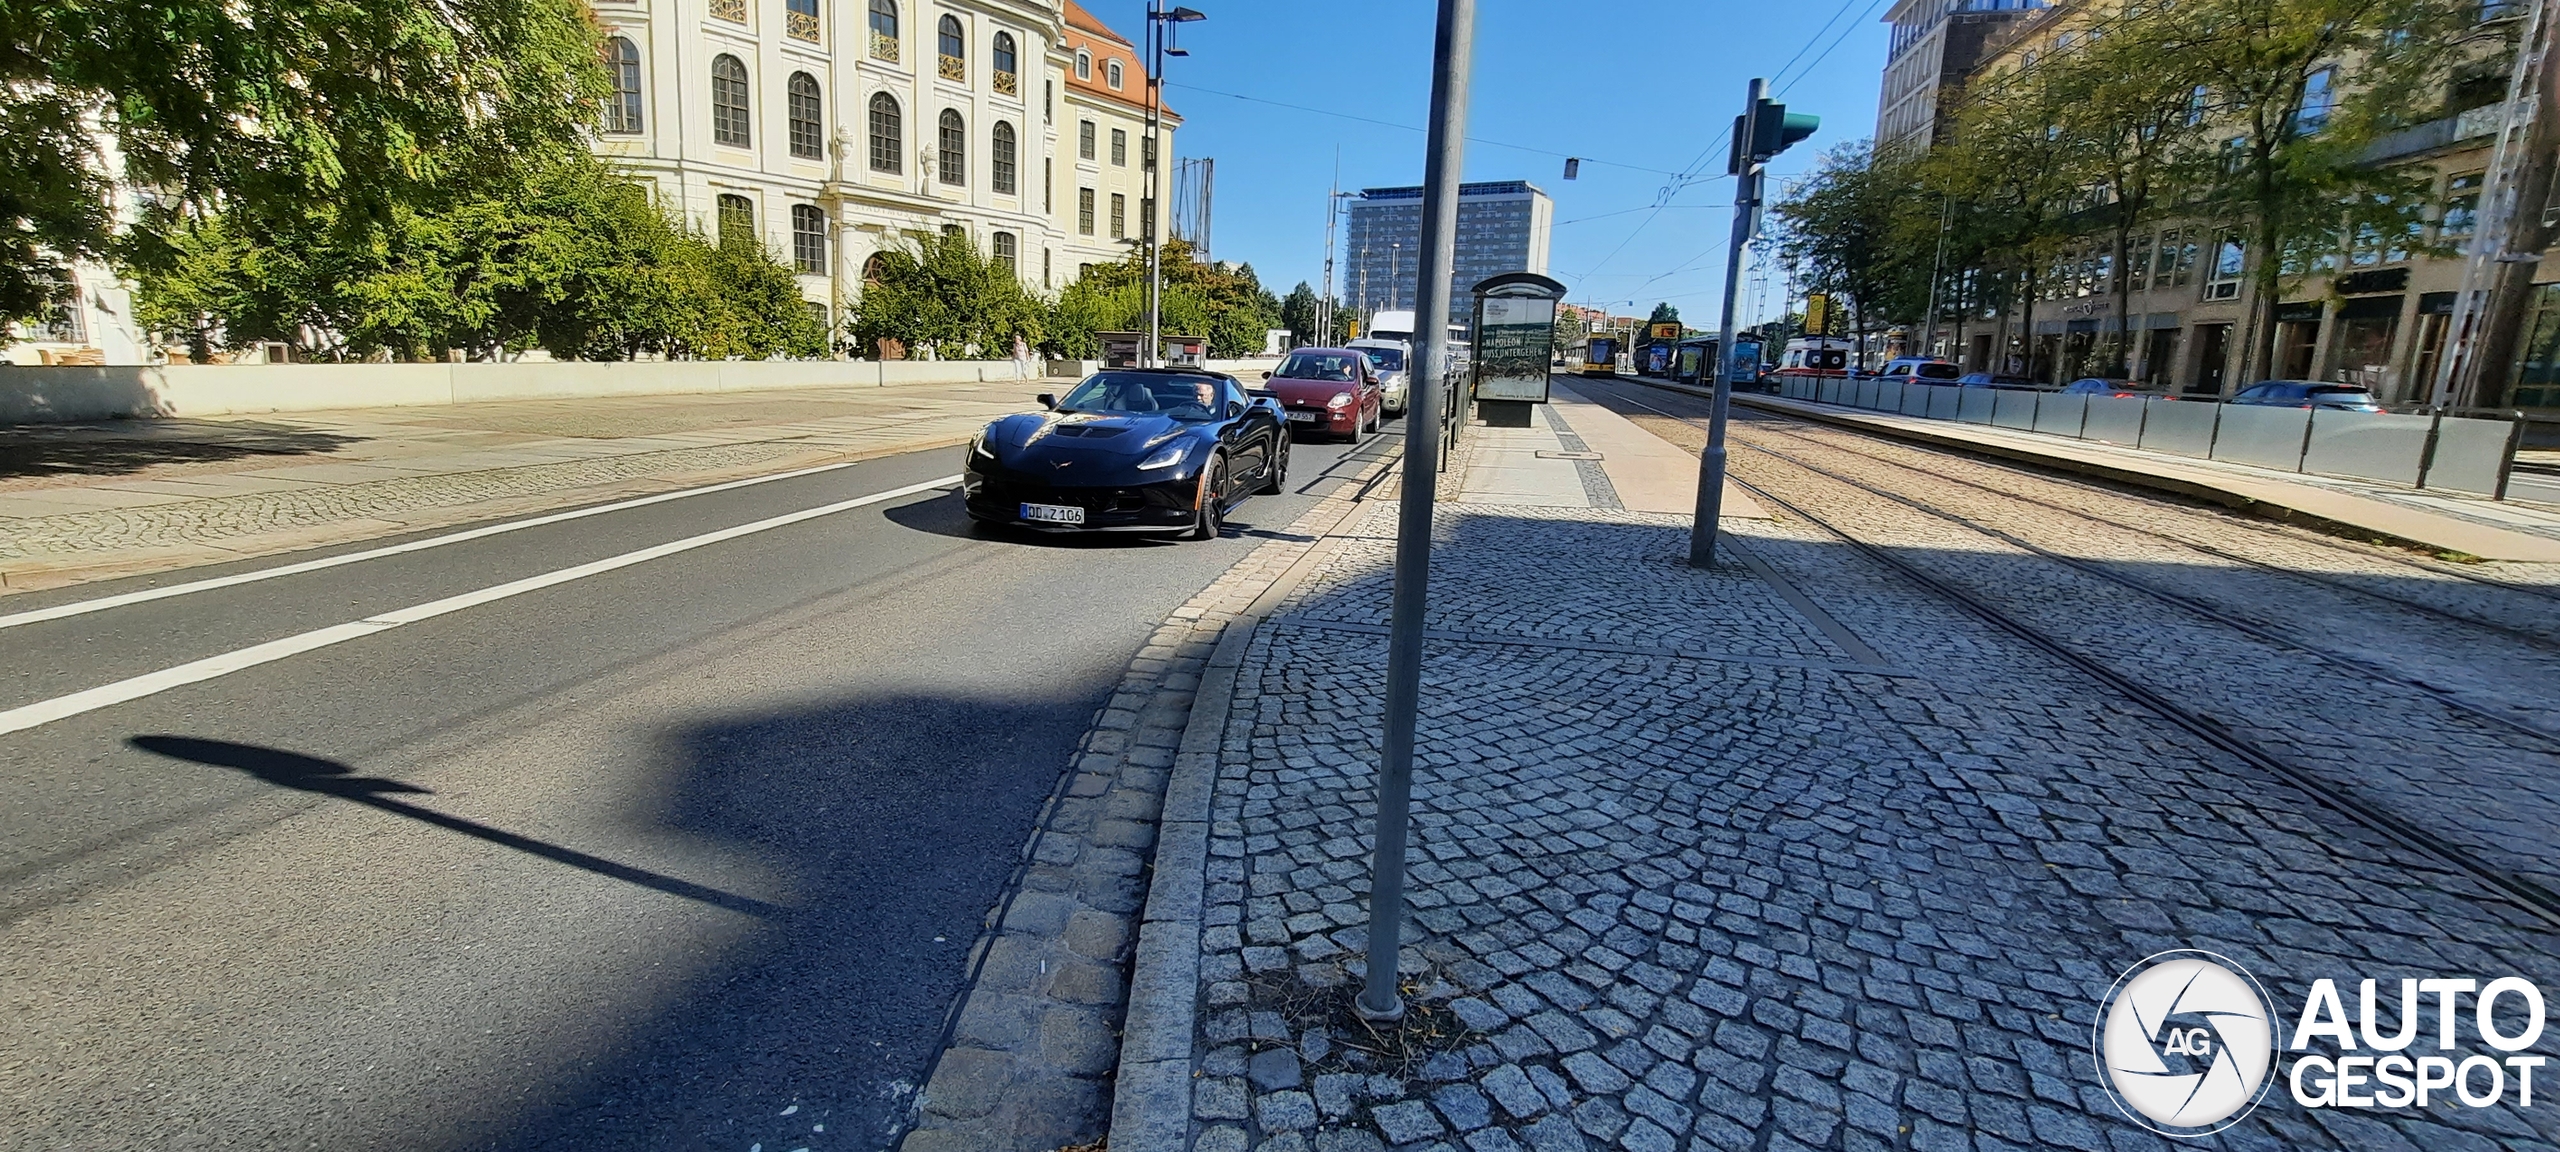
<box><xmin>0</xmin><ymin>476</ymin><xmax>961</xmax><ymax>737</ymax></box>
<box><xmin>0</xmin><ymin>455</ymin><xmax>942</xmax><ymax>632</ymax></box>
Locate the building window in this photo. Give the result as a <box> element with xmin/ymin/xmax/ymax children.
<box><xmin>2443</xmin><ymin>172</ymin><xmax>2484</xmax><ymax>250</ymax></box>
<box><xmin>1044</xmin><ymin>80</ymin><xmax>1053</xmax><ymax>124</ymax></box>
<box><xmin>938</xmin><ymin>15</ymin><xmax>965</xmax><ymax>81</ymax></box>
<box><xmin>1076</xmin><ymin>50</ymin><xmax>1091</xmax><ymax>80</ymax></box>
<box><xmin>1110</xmin><ymin>128</ymin><xmax>1126</xmax><ymax>165</ymax></box>
<box><xmin>1079</xmin><ymin>187</ymin><xmax>1095</xmax><ymax>235</ymax></box>
<box><xmin>993</xmin><ymin>32</ymin><xmax>1018</xmax><ymax>95</ymax></box>
<box><xmin>863</xmin><ymin>251</ymin><xmax>889</xmax><ymax>284</ymax></box>
<box><xmin>786</xmin><ymin>0</ymin><xmax>819</xmax><ymax>42</ymax></box>
<box><xmin>991</xmin><ymin>121</ymin><xmax>1017</xmax><ymax>194</ymax></box>
<box><xmin>1106</xmin><ymin>59</ymin><xmax>1123</xmax><ymax>88</ymax></box>
<box><xmin>34</xmin><ymin>274</ymin><xmax>82</xmax><ymax>342</ymax></box>
<box><xmin>711</xmin><ymin>55</ymin><xmax>752</xmax><ymax>147</ymax></box>
<box><xmin>603</xmin><ymin>38</ymin><xmax>643</xmax><ymax>135</ymax></box>
<box><xmin>1079</xmin><ymin>120</ymin><xmax>1096</xmax><ymax>160</ymax></box>
<box><xmin>788</xmin><ymin>73</ymin><xmax>823</xmax><ymax>159</ymax></box>
<box><xmin>1142</xmin><ymin>196</ymin><xmax>1154</xmax><ymax>239</ymax></box>
<box><xmin>938</xmin><ymin>108</ymin><xmax>965</xmax><ymax>185</ymax></box>
<box><xmin>1109</xmin><ymin>192</ymin><xmax>1126</xmax><ymax>239</ymax></box>
<box><xmin>1043</xmin><ymin>247</ymin><xmax>1052</xmax><ymax>287</ymax></box>
<box><xmin>869</xmin><ymin>93</ymin><xmax>903</xmax><ymax>172</ymax></box>
<box><xmin>869</xmin><ymin>0</ymin><xmax>899</xmax><ymax>60</ymax></box>
<box><xmin>2295</xmin><ymin>66</ymin><xmax>2336</xmax><ymax>136</ymax></box>
<box><xmin>2204</xmin><ymin>234</ymin><xmax>2244</xmax><ymax>300</ymax></box>
<box><xmin>1044</xmin><ymin>162</ymin><xmax>1052</xmax><ymax>211</ymax></box>
<box><xmin>792</xmin><ymin>204</ymin><xmax>828</xmax><ymax>273</ymax></box>
<box><xmin>993</xmin><ymin>231</ymin><xmax>1017</xmax><ymax>275</ymax></box>
<box><xmin>717</xmin><ymin>194</ymin><xmax>756</xmax><ymax>251</ymax></box>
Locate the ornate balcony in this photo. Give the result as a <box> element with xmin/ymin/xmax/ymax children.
<box><xmin>786</xmin><ymin>9</ymin><xmax>820</xmax><ymax>41</ymax></box>
<box><xmin>871</xmin><ymin>31</ymin><xmax>899</xmax><ymax>61</ymax></box>
<box><xmin>938</xmin><ymin>53</ymin><xmax>965</xmax><ymax>82</ymax></box>
<box><xmin>709</xmin><ymin>0</ymin><xmax>745</xmax><ymax>22</ymax></box>
<box><xmin>993</xmin><ymin>69</ymin><xmax>1018</xmax><ymax>96</ymax></box>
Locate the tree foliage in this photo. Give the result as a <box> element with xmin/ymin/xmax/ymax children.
<box><xmin>1046</xmin><ymin>239</ymin><xmax>1280</xmax><ymax>358</ymax></box>
<box><xmin>848</xmin><ymin>230</ymin><xmax>1047</xmax><ymax>360</ymax></box>
<box><xmin>8</xmin><ymin>0</ymin><xmax>612</xmax><ymax>328</ymax></box>
<box><xmin>138</xmin><ymin>159</ymin><xmax>828</xmax><ymax>361</ymax></box>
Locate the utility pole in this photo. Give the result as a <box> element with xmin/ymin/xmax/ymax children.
<box><xmin>1690</xmin><ymin>79</ymin><xmax>1814</xmax><ymax>569</ymax></box>
<box><xmin>2437</xmin><ymin>0</ymin><xmax>2557</xmax><ymax>410</ymax></box>
<box><xmin>1321</xmin><ymin>182</ymin><xmax>1339</xmax><ymax>346</ymax></box>
<box><xmin>1357</xmin><ymin>0</ymin><xmax>1472</xmax><ymax>1026</ymax></box>
<box><xmin>1143</xmin><ymin>3</ymin><xmax>1205</xmax><ymax>367</ymax></box>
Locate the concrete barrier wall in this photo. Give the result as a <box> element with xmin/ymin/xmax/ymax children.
<box><xmin>0</xmin><ymin>359</ymin><xmax>1107</xmax><ymax>425</ymax></box>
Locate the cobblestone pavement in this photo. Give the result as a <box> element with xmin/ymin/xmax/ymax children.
<box><xmin>0</xmin><ymin>381</ymin><xmax>1049</xmax><ymax>590</ymax></box>
<box><xmin>1158</xmin><ymin>445</ymin><xmax>2560</xmax><ymax>1150</ymax></box>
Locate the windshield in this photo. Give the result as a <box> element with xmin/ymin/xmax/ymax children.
<box><xmin>1355</xmin><ymin>347</ymin><xmax>1407</xmax><ymax>373</ymax></box>
<box><xmin>1057</xmin><ymin>372</ymin><xmax>1223</xmax><ymax>419</ymax></box>
<box><xmin>1914</xmin><ymin>363</ymin><xmax>1961</xmax><ymax>380</ymax></box>
<box><xmin>1276</xmin><ymin>351</ymin><xmax>1363</xmax><ymax>381</ymax></box>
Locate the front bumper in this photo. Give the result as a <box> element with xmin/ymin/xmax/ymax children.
<box><xmin>1283</xmin><ymin>404</ymin><xmax>1356</xmax><ymax>434</ymax></box>
<box><xmin>961</xmin><ymin>466</ymin><xmax>1199</xmax><ymax>531</ymax></box>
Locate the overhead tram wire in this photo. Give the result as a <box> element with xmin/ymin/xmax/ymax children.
<box><xmin>1775</xmin><ymin>0</ymin><xmax>1896</xmax><ymax>95</ymax></box>
<box><xmin>1161</xmin><ymin>82</ymin><xmax>1681</xmax><ymax>177</ymax></box>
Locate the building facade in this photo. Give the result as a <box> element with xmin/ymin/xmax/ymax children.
<box><xmin>1343</xmin><ymin>181</ymin><xmax>1554</xmax><ymax>337</ymax></box>
<box><xmin>1875</xmin><ymin>0</ymin><xmax>2045</xmax><ymax>154</ymax></box>
<box><xmin>1907</xmin><ymin>0</ymin><xmax>2556</xmax><ymax>412</ymax></box>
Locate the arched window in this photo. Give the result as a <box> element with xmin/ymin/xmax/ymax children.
<box><xmin>603</xmin><ymin>38</ymin><xmax>643</xmax><ymax>134</ymax></box>
<box><xmin>791</xmin><ymin>204</ymin><xmax>828</xmax><ymax>273</ymax></box>
<box><xmin>787</xmin><ymin>73</ymin><xmax>823</xmax><ymax>159</ymax></box>
<box><xmin>711</xmin><ymin>54</ymin><xmax>750</xmax><ymax>147</ymax></box>
<box><xmin>862</xmin><ymin>251</ymin><xmax>889</xmax><ymax>284</ymax></box>
<box><xmin>938</xmin><ymin>15</ymin><xmax>965</xmax><ymax>75</ymax></box>
<box><xmin>868</xmin><ymin>0</ymin><xmax>899</xmax><ymax>59</ymax></box>
<box><xmin>717</xmin><ymin>193</ymin><xmax>755</xmax><ymax>250</ymax></box>
<box><xmin>1075</xmin><ymin>50</ymin><xmax>1090</xmax><ymax>80</ymax></box>
<box><xmin>938</xmin><ymin>108</ymin><xmax>965</xmax><ymax>185</ymax></box>
<box><xmin>1106</xmin><ymin>59</ymin><xmax>1122</xmax><ymax>88</ymax></box>
<box><xmin>868</xmin><ymin>93</ymin><xmax>903</xmax><ymax>172</ymax></box>
<box><xmin>993</xmin><ymin>32</ymin><xmax>1017</xmax><ymax>78</ymax></box>
<box><xmin>991</xmin><ymin>121</ymin><xmax>1017</xmax><ymax>195</ymax></box>
<box><xmin>992</xmin><ymin>231</ymin><xmax>1017</xmax><ymax>274</ymax></box>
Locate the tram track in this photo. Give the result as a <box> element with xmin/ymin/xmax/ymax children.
<box><xmin>1569</xmin><ymin>378</ymin><xmax>2560</xmax><ymax>929</ymax></box>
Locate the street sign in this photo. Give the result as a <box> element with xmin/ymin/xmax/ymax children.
<box><xmin>1649</xmin><ymin>321</ymin><xmax>1682</xmax><ymax>341</ymax></box>
<box><xmin>1804</xmin><ymin>294</ymin><xmax>1832</xmax><ymax>336</ymax></box>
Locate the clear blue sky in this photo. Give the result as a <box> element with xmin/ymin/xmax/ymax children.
<box><xmin>1113</xmin><ymin>0</ymin><xmax>1893</xmax><ymax>329</ymax></box>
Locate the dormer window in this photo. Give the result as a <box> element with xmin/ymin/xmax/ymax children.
<box><xmin>1076</xmin><ymin>50</ymin><xmax>1091</xmax><ymax>80</ymax></box>
<box><xmin>1106</xmin><ymin>59</ymin><xmax>1123</xmax><ymax>88</ymax></box>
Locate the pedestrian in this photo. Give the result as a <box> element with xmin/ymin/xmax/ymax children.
<box><xmin>1012</xmin><ymin>334</ymin><xmax>1031</xmax><ymax>381</ymax></box>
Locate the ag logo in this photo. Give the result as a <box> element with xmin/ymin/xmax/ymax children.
<box><xmin>2093</xmin><ymin>950</ymin><xmax>2277</xmax><ymax>1137</ymax></box>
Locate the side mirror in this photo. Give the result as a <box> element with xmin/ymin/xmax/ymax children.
<box><xmin>1036</xmin><ymin>393</ymin><xmax>1057</xmax><ymax>409</ymax></box>
<box><xmin>1259</xmin><ymin>371</ymin><xmax>1273</xmax><ymax>381</ymax></box>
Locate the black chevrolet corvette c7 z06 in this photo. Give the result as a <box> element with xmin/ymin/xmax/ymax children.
<box><xmin>961</xmin><ymin>368</ymin><xmax>1290</xmax><ymax>539</ymax></box>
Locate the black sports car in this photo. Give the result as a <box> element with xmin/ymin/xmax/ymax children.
<box><xmin>961</xmin><ymin>368</ymin><xmax>1290</xmax><ymax>538</ymax></box>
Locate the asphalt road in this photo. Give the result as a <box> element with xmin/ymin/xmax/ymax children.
<box><xmin>0</xmin><ymin>418</ymin><xmax>1397</xmax><ymax>1151</ymax></box>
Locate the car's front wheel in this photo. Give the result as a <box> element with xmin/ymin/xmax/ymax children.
<box><xmin>1189</xmin><ymin>457</ymin><xmax>1227</xmax><ymax>540</ymax></box>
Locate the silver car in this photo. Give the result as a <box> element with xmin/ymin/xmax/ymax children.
<box><xmin>1348</xmin><ymin>340</ymin><xmax>1412</xmax><ymax>416</ymax></box>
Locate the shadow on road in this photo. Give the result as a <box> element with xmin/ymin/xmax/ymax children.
<box><xmin>128</xmin><ymin>735</ymin><xmax>784</xmax><ymax>918</ymax></box>
<box><xmin>0</xmin><ymin>420</ymin><xmax>360</xmax><ymax>480</ymax></box>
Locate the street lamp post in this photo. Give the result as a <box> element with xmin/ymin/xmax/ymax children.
<box><xmin>1144</xmin><ymin>3</ymin><xmax>1205</xmax><ymax>367</ymax></box>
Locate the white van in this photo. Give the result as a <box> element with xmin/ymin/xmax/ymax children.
<box><xmin>1346</xmin><ymin>338</ymin><xmax>1412</xmax><ymax>415</ymax></box>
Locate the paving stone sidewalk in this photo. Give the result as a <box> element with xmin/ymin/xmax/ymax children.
<box><xmin>1126</xmin><ymin>492</ymin><xmax>2560</xmax><ymax>1152</ymax></box>
<box><xmin>0</xmin><ymin>379</ymin><xmax>1059</xmax><ymax>591</ymax></box>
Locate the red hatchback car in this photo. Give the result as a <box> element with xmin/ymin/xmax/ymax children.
<box><xmin>1261</xmin><ymin>348</ymin><xmax>1385</xmax><ymax>442</ymax></box>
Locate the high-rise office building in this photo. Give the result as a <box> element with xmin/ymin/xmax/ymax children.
<box><xmin>1344</xmin><ymin>181</ymin><xmax>1553</xmax><ymax>336</ymax></box>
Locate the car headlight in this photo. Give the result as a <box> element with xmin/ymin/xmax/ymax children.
<box><xmin>1327</xmin><ymin>392</ymin><xmax>1354</xmax><ymax>409</ymax></box>
<box><xmin>971</xmin><ymin>435</ymin><xmax>996</xmax><ymax>461</ymax></box>
<box><xmin>1138</xmin><ymin>443</ymin><xmax>1189</xmax><ymax>470</ymax></box>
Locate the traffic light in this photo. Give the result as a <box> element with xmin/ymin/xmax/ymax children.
<box><xmin>1727</xmin><ymin>99</ymin><xmax>1820</xmax><ymax>175</ymax></box>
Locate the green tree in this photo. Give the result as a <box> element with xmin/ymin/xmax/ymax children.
<box><xmin>1279</xmin><ymin>281</ymin><xmax>1322</xmax><ymax>346</ymax></box>
<box><xmin>848</xmin><ymin>230</ymin><xmax>1047</xmax><ymax>360</ymax></box>
<box><xmin>1046</xmin><ymin>239</ymin><xmax>1275</xmax><ymax>357</ymax></box>
<box><xmin>9</xmin><ymin>0</ymin><xmax>610</xmax><ymax>332</ymax></box>
<box><xmin>1645</xmin><ymin>302</ymin><xmax>1680</xmax><ymax>328</ymax></box>
<box><xmin>1774</xmin><ymin>143</ymin><xmax>1934</xmax><ymax>363</ymax></box>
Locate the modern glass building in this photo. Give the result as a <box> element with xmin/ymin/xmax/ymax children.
<box><xmin>1344</xmin><ymin>181</ymin><xmax>1554</xmax><ymax>338</ymax></box>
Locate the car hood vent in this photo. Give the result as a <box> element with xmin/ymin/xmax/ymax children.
<box><xmin>1051</xmin><ymin>422</ymin><xmax>1135</xmax><ymax>438</ymax></box>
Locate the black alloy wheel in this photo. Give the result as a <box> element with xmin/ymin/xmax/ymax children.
<box><xmin>1257</xmin><ymin>435</ymin><xmax>1289</xmax><ymax>495</ymax></box>
<box><xmin>1189</xmin><ymin>456</ymin><xmax>1227</xmax><ymax>540</ymax></box>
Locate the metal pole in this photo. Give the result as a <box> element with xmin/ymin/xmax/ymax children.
<box><xmin>1689</xmin><ymin>79</ymin><xmax>1765</xmax><ymax>569</ymax></box>
<box><xmin>1144</xmin><ymin>0</ymin><xmax>1163</xmax><ymax>368</ymax></box>
<box><xmin>1321</xmin><ymin>185</ymin><xmax>1338</xmax><ymax>345</ymax></box>
<box><xmin>1358</xmin><ymin>0</ymin><xmax>1472</xmax><ymax>1025</ymax></box>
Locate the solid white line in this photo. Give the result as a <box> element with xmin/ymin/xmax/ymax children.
<box><xmin>0</xmin><ymin>475</ymin><xmax>961</xmax><ymax>738</ymax></box>
<box><xmin>0</xmin><ymin>454</ymin><xmax>943</xmax><ymax>632</ymax></box>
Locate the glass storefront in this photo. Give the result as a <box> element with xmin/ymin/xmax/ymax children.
<box><xmin>2512</xmin><ymin>283</ymin><xmax>2560</xmax><ymax>411</ymax></box>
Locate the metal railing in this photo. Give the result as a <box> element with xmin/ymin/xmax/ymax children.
<box><xmin>1773</xmin><ymin>377</ymin><xmax>2522</xmax><ymax>498</ymax></box>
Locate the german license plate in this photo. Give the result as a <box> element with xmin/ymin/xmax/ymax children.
<box><xmin>1020</xmin><ymin>502</ymin><xmax>1085</xmax><ymax>525</ymax></box>
<box><xmin>1287</xmin><ymin>411</ymin><xmax>1320</xmax><ymax>423</ymax></box>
